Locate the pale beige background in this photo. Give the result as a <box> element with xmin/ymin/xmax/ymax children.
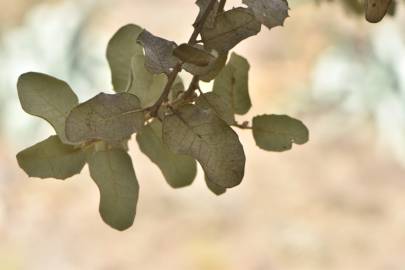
<box><xmin>0</xmin><ymin>1</ymin><xmax>405</xmax><ymax>270</ymax></box>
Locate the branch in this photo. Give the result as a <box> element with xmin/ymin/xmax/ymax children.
<box><xmin>148</xmin><ymin>0</ymin><xmax>218</xmax><ymax>116</ymax></box>
<box><xmin>218</xmin><ymin>0</ymin><xmax>226</xmax><ymax>13</ymax></box>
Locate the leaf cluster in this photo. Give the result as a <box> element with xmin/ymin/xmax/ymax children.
<box><xmin>16</xmin><ymin>0</ymin><xmax>309</xmax><ymax>230</ymax></box>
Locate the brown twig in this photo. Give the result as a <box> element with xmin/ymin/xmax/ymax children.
<box><xmin>148</xmin><ymin>0</ymin><xmax>218</xmax><ymax>116</ymax></box>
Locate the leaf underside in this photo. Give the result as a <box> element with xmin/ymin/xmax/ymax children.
<box><xmin>163</xmin><ymin>104</ymin><xmax>245</xmax><ymax>188</ymax></box>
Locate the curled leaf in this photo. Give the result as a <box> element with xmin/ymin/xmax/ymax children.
<box><xmin>174</xmin><ymin>43</ymin><xmax>215</xmax><ymax>66</ymax></box>
<box><xmin>137</xmin><ymin>30</ymin><xmax>179</xmax><ymax>75</ymax></box>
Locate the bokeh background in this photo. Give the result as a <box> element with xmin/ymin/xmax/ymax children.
<box><xmin>1</xmin><ymin>0</ymin><xmax>405</xmax><ymax>269</ymax></box>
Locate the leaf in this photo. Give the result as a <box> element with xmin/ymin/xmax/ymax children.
<box><xmin>243</xmin><ymin>0</ymin><xmax>289</xmax><ymax>29</ymax></box>
<box><xmin>127</xmin><ymin>55</ymin><xmax>167</xmax><ymax>107</ymax></box>
<box><xmin>252</xmin><ymin>114</ymin><xmax>309</xmax><ymax>152</ymax></box>
<box><xmin>365</xmin><ymin>0</ymin><xmax>392</xmax><ymax>23</ymax></box>
<box><xmin>87</xmin><ymin>149</ymin><xmax>139</xmax><ymax>231</ymax></box>
<box><xmin>199</xmin><ymin>53</ymin><xmax>228</xmax><ymax>82</ymax></box>
<box><xmin>205</xmin><ymin>175</ymin><xmax>227</xmax><ymax>195</ymax></box>
<box><xmin>213</xmin><ymin>52</ymin><xmax>251</xmax><ymax>115</ymax></box>
<box><xmin>195</xmin><ymin>0</ymin><xmax>219</xmax><ymax>29</ymax></box>
<box><xmin>65</xmin><ymin>93</ymin><xmax>144</xmax><ymax>143</ymax></box>
<box><xmin>195</xmin><ymin>92</ymin><xmax>235</xmax><ymax>125</ymax></box>
<box><xmin>17</xmin><ymin>72</ymin><xmax>79</xmax><ymax>144</ymax></box>
<box><xmin>201</xmin><ymin>7</ymin><xmax>261</xmax><ymax>53</ymax></box>
<box><xmin>173</xmin><ymin>44</ymin><xmax>215</xmax><ymax>66</ymax></box>
<box><xmin>137</xmin><ymin>30</ymin><xmax>179</xmax><ymax>75</ymax></box>
<box><xmin>137</xmin><ymin>120</ymin><xmax>197</xmax><ymax>188</ymax></box>
<box><xmin>163</xmin><ymin>105</ymin><xmax>245</xmax><ymax>188</ymax></box>
<box><xmin>16</xmin><ymin>135</ymin><xmax>85</xmax><ymax>180</ymax></box>
<box><xmin>106</xmin><ymin>24</ymin><xmax>144</xmax><ymax>92</ymax></box>
<box><xmin>180</xmin><ymin>44</ymin><xmax>222</xmax><ymax>77</ymax></box>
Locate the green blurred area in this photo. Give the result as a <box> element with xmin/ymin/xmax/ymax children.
<box><xmin>1</xmin><ymin>0</ymin><xmax>405</xmax><ymax>270</ymax></box>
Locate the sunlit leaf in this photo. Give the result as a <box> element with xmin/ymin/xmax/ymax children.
<box><xmin>252</xmin><ymin>114</ymin><xmax>309</xmax><ymax>152</ymax></box>
<box><xmin>17</xmin><ymin>72</ymin><xmax>79</xmax><ymax>144</ymax></box>
<box><xmin>201</xmin><ymin>7</ymin><xmax>261</xmax><ymax>53</ymax></box>
<box><xmin>106</xmin><ymin>24</ymin><xmax>144</xmax><ymax>92</ymax></box>
<box><xmin>137</xmin><ymin>30</ymin><xmax>179</xmax><ymax>75</ymax></box>
<box><xmin>195</xmin><ymin>92</ymin><xmax>235</xmax><ymax>125</ymax></box>
<box><xmin>163</xmin><ymin>105</ymin><xmax>245</xmax><ymax>188</ymax></box>
<box><xmin>65</xmin><ymin>93</ymin><xmax>144</xmax><ymax>143</ymax></box>
<box><xmin>243</xmin><ymin>0</ymin><xmax>289</xmax><ymax>29</ymax></box>
<box><xmin>16</xmin><ymin>136</ymin><xmax>85</xmax><ymax>180</ymax></box>
<box><xmin>137</xmin><ymin>120</ymin><xmax>197</xmax><ymax>188</ymax></box>
<box><xmin>213</xmin><ymin>52</ymin><xmax>251</xmax><ymax>115</ymax></box>
<box><xmin>87</xmin><ymin>149</ymin><xmax>139</xmax><ymax>231</ymax></box>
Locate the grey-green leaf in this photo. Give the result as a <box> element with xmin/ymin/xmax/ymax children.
<box><xmin>87</xmin><ymin>149</ymin><xmax>139</xmax><ymax>231</ymax></box>
<box><xmin>106</xmin><ymin>24</ymin><xmax>144</xmax><ymax>92</ymax></box>
<box><xmin>205</xmin><ymin>175</ymin><xmax>227</xmax><ymax>195</ymax></box>
<box><xmin>195</xmin><ymin>92</ymin><xmax>235</xmax><ymax>125</ymax></box>
<box><xmin>17</xmin><ymin>72</ymin><xmax>79</xmax><ymax>144</ymax></box>
<box><xmin>65</xmin><ymin>93</ymin><xmax>144</xmax><ymax>143</ymax></box>
<box><xmin>213</xmin><ymin>52</ymin><xmax>251</xmax><ymax>115</ymax></box>
<box><xmin>243</xmin><ymin>0</ymin><xmax>289</xmax><ymax>29</ymax></box>
<box><xmin>137</xmin><ymin>120</ymin><xmax>197</xmax><ymax>188</ymax></box>
<box><xmin>137</xmin><ymin>30</ymin><xmax>179</xmax><ymax>75</ymax></box>
<box><xmin>201</xmin><ymin>7</ymin><xmax>261</xmax><ymax>53</ymax></box>
<box><xmin>16</xmin><ymin>135</ymin><xmax>85</xmax><ymax>180</ymax></box>
<box><xmin>163</xmin><ymin>105</ymin><xmax>245</xmax><ymax>188</ymax></box>
<box><xmin>252</xmin><ymin>114</ymin><xmax>309</xmax><ymax>152</ymax></box>
<box><xmin>195</xmin><ymin>0</ymin><xmax>219</xmax><ymax>29</ymax></box>
<box><xmin>199</xmin><ymin>53</ymin><xmax>228</xmax><ymax>82</ymax></box>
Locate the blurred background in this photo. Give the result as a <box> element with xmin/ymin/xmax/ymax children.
<box><xmin>1</xmin><ymin>0</ymin><xmax>405</xmax><ymax>269</ymax></box>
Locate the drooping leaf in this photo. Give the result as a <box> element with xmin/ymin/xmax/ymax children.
<box><xmin>243</xmin><ymin>0</ymin><xmax>289</xmax><ymax>29</ymax></box>
<box><xmin>213</xmin><ymin>52</ymin><xmax>251</xmax><ymax>115</ymax></box>
<box><xmin>17</xmin><ymin>72</ymin><xmax>79</xmax><ymax>144</ymax></box>
<box><xmin>195</xmin><ymin>0</ymin><xmax>219</xmax><ymax>29</ymax></box>
<box><xmin>137</xmin><ymin>30</ymin><xmax>179</xmax><ymax>75</ymax></box>
<box><xmin>205</xmin><ymin>175</ymin><xmax>227</xmax><ymax>195</ymax></box>
<box><xmin>252</xmin><ymin>114</ymin><xmax>309</xmax><ymax>152</ymax></box>
<box><xmin>106</xmin><ymin>24</ymin><xmax>144</xmax><ymax>92</ymax></box>
<box><xmin>16</xmin><ymin>135</ymin><xmax>85</xmax><ymax>180</ymax></box>
<box><xmin>163</xmin><ymin>105</ymin><xmax>245</xmax><ymax>188</ymax></box>
<box><xmin>137</xmin><ymin>120</ymin><xmax>197</xmax><ymax>188</ymax></box>
<box><xmin>174</xmin><ymin>44</ymin><xmax>215</xmax><ymax>66</ymax></box>
<box><xmin>201</xmin><ymin>7</ymin><xmax>261</xmax><ymax>53</ymax></box>
<box><xmin>65</xmin><ymin>93</ymin><xmax>144</xmax><ymax>143</ymax></box>
<box><xmin>199</xmin><ymin>53</ymin><xmax>228</xmax><ymax>82</ymax></box>
<box><xmin>195</xmin><ymin>92</ymin><xmax>235</xmax><ymax>125</ymax></box>
<box><xmin>87</xmin><ymin>149</ymin><xmax>139</xmax><ymax>231</ymax></box>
